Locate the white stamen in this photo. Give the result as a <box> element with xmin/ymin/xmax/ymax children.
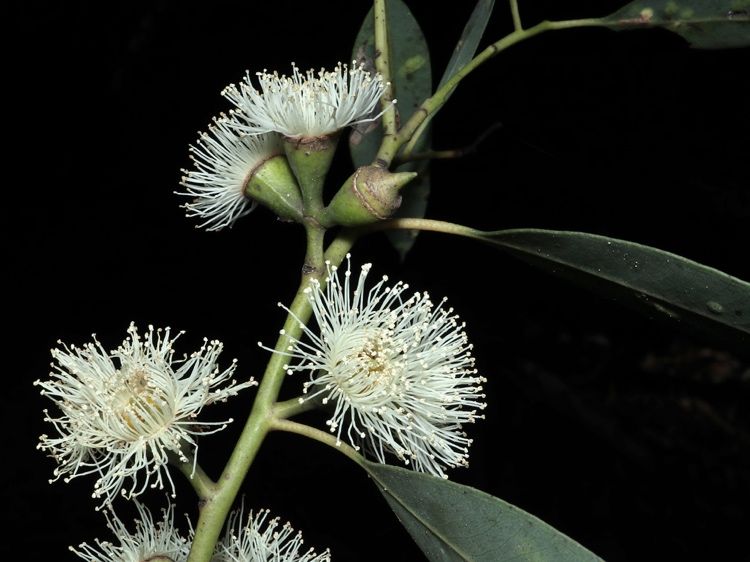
<box><xmin>223</xmin><ymin>61</ymin><xmax>391</xmax><ymax>138</ymax></box>
<box><xmin>210</xmin><ymin>503</ymin><xmax>331</xmax><ymax>562</ymax></box>
<box><xmin>177</xmin><ymin>113</ymin><xmax>282</xmax><ymax>231</ymax></box>
<box><xmin>272</xmin><ymin>256</ymin><xmax>486</xmax><ymax>477</ymax></box>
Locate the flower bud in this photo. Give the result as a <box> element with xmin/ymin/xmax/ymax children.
<box><xmin>325</xmin><ymin>165</ymin><xmax>417</xmax><ymax>226</ymax></box>
<box><xmin>245</xmin><ymin>154</ymin><xmax>304</xmax><ymax>222</ymax></box>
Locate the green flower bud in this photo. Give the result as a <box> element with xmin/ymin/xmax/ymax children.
<box><xmin>245</xmin><ymin>154</ymin><xmax>304</xmax><ymax>222</ymax></box>
<box><xmin>325</xmin><ymin>165</ymin><xmax>417</xmax><ymax>226</ymax></box>
<box><xmin>179</xmin><ymin>120</ymin><xmax>303</xmax><ymax>230</ymax></box>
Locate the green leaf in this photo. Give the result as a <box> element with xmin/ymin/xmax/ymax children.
<box><xmin>350</xmin><ymin>0</ymin><xmax>432</xmax><ymax>259</ymax></box>
<box><xmin>439</xmin><ymin>0</ymin><xmax>496</xmax><ymax>90</ymax></box>
<box><xmin>481</xmin><ymin>229</ymin><xmax>750</xmax><ymax>348</ymax></box>
<box><xmin>389</xmin><ymin>1</ymin><xmax>494</xmax><ymax>259</ymax></box>
<box><xmin>603</xmin><ymin>0</ymin><xmax>750</xmax><ymax>49</ymax></box>
<box><xmin>349</xmin><ymin>0</ymin><xmax>432</xmax><ymax>169</ymax></box>
<box><xmin>405</xmin><ymin>0</ymin><xmax>496</xmax><ymax>153</ymax></box>
<box><xmin>363</xmin><ymin>461</ymin><xmax>602</xmax><ymax>562</ymax></box>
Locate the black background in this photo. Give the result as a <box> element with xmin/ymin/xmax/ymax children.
<box><xmin>6</xmin><ymin>1</ymin><xmax>750</xmax><ymax>560</ymax></box>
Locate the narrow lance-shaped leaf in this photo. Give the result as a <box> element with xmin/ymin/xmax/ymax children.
<box><xmin>393</xmin><ymin>0</ymin><xmax>495</xmax><ymax>259</ymax></box>
<box><xmin>474</xmin><ymin>228</ymin><xmax>750</xmax><ymax>349</ymax></box>
<box><xmin>363</xmin><ymin>461</ymin><xmax>602</xmax><ymax>562</ymax></box>
<box><xmin>602</xmin><ymin>0</ymin><xmax>750</xmax><ymax>49</ymax></box>
<box><xmin>381</xmin><ymin>222</ymin><xmax>750</xmax><ymax>349</ymax></box>
<box><xmin>407</xmin><ymin>0</ymin><xmax>496</xmax><ymax>151</ymax></box>
<box><xmin>438</xmin><ymin>0</ymin><xmax>496</xmax><ymax>90</ymax></box>
<box><xmin>350</xmin><ymin>0</ymin><xmax>433</xmax><ymax>259</ymax></box>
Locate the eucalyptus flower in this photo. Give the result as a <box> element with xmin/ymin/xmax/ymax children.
<box><xmin>70</xmin><ymin>501</ymin><xmax>189</xmax><ymax>562</ymax></box>
<box><xmin>272</xmin><ymin>256</ymin><xmax>487</xmax><ymax>478</ymax></box>
<box><xmin>178</xmin><ymin>116</ymin><xmax>301</xmax><ymax>230</ymax></box>
<box><xmin>213</xmin><ymin>506</ymin><xmax>331</xmax><ymax>562</ymax></box>
<box><xmin>223</xmin><ymin>61</ymin><xmax>389</xmax><ymax>138</ymax></box>
<box><xmin>36</xmin><ymin>323</ymin><xmax>255</xmax><ymax>506</ymax></box>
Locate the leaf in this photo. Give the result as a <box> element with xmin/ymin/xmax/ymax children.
<box><xmin>439</xmin><ymin>0</ymin><xmax>496</xmax><ymax>91</ymax></box>
<box><xmin>406</xmin><ymin>0</ymin><xmax>496</xmax><ymax>152</ymax></box>
<box><xmin>363</xmin><ymin>461</ymin><xmax>602</xmax><ymax>562</ymax></box>
<box><xmin>480</xmin><ymin>229</ymin><xmax>750</xmax><ymax>348</ymax></box>
<box><xmin>390</xmin><ymin>1</ymin><xmax>495</xmax><ymax>259</ymax></box>
<box><xmin>349</xmin><ymin>0</ymin><xmax>432</xmax><ymax>169</ymax></box>
<box><xmin>602</xmin><ymin>0</ymin><xmax>750</xmax><ymax>49</ymax></box>
<box><xmin>350</xmin><ymin>0</ymin><xmax>432</xmax><ymax>260</ymax></box>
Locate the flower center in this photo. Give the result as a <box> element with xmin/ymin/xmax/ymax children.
<box><xmin>111</xmin><ymin>367</ymin><xmax>168</xmax><ymax>434</ymax></box>
<box><xmin>336</xmin><ymin>330</ymin><xmax>404</xmax><ymax>404</ymax></box>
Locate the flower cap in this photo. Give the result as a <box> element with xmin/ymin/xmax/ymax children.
<box><xmin>223</xmin><ymin>61</ymin><xmax>390</xmax><ymax>138</ymax></box>
<box><xmin>213</xmin><ymin>505</ymin><xmax>331</xmax><ymax>562</ymax></box>
<box><xmin>273</xmin><ymin>256</ymin><xmax>487</xmax><ymax>478</ymax></box>
<box><xmin>36</xmin><ymin>323</ymin><xmax>256</xmax><ymax>506</ymax></box>
<box><xmin>178</xmin><ymin>115</ymin><xmax>284</xmax><ymax>230</ymax></box>
<box><xmin>70</xmin><ymin>501</ymin><xmax>189</xmax><ymax>561</ymax></box>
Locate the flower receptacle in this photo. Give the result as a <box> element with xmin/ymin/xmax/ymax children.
<box><xmin>283</xmin><ymin>134</ymin><xmax>339</xmax><ymax>214</ymax></box>
<box><xmin>245</xmin><ymin>155</ymin><xmax>304</xmax><ymax>222</ymax></box>
<box><xmin>324</xmin><ymin>165</ymin><xmax>417</xmax><ymax>226</ymax></box>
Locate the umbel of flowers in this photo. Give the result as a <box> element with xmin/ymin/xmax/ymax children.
<box><xmin>70</xmin><ymin>502</ymin><xmax>189</xmax><ymax>562</ymax></box>
<box><xmin>178</xmin><ymin>61</ymin><xmax>410</xmax><ymax>230</ymax></box>
<box><xmin>36</xmin><ymin>323</ymin><xmax>255</xmax><ymax>506</ymax></box>
<box><xmin>269</xmin><ymin>256</ymin><xmax>487</xmax><ymax>478</ymax></box>
<box><xmin>70</xmin><ymin>502</ymin><xmax>329</xmax><ymax>562</ymax></box>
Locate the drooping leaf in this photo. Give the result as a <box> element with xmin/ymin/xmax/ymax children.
<box><xmin>350</xmin><ymin>0</ymin><xmax>432</xmax><ymax>260</ymax></box>
<box><xmin>479</xmin><ymin>228</ymin><xmax>750</xmax><ymax>348</ymax></box>
<box><xmin>603</xmin><ymin>0</ymin><xmax>750</xmax><ymax>49</ymax></box>
<box><xmin>363</xmin><ymin>461</ymin><xmax>602</xmax><ymax>562</ymax></box>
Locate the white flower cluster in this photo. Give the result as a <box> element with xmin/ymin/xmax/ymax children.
<box><xmin>275</xmin><ymin>256</ymin><xmax>487</xmax><ymax>478</ymax></box>
<box><xmin>36</xmin><ymin>323</ymin><xmax>255</xmax><ymax>506</ymax></box>
<box><xmin>179</xmin><ymin>61</ymin><xmax>388</xmax><ymax>230</ymax></box>
<box><xmin>71</xmin><ymin>502</ymin><xmax>329</xmax><ymax>562</ymax></box>
<box><xmin>214</xmin><ymin>506</ymin><xmax>331</xmax><ymax>562</ymax></box>
<box><xmin>70</xmin><ymin>502</ymin><xmax>189</xmax><ymax>562</ymax></box>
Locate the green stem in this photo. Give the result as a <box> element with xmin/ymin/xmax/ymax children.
<box><xmin>393</xmin><ymin>17</ymin><xmax>603</xmax><ymax>164</ymax></box>
<box><xmin>171</xmin><ymin>454</ymin><xmax>217</xmax><ymax>502</ymax></box>
<box><xmin>509</xmin><ymin>0</ymin><xmax>523</xmax><ymax>31</ymax></box>
<box><xmin>368</xmin><ymin>217</ymin><xmax>485</xmax><ymax>240</ymax></box>
<box><xmin>270</xmin><ymin>418</ymin><xmax>365</xmax><ymax>466</ymax></box>
<box><xmin>186</xmin><ymin>229</ymin><xmax>359</xmax><ymax>562</ymax></box>
<box><xmin>273</xmin><ymin>395</ymin><xmax>319</xmax><ymax>419</ymax></box>
<box><xmin>396</xmin><ymin>122</ymin><xmax>502</xmax><ymax>165</ymax></box>
<box><xmin>373</xmin><ymin>0</ymin><xmax>398</xmax><ymax>162</ymax></box>
<box><xmin>303</xmin><ymin>221</ymin><xmax>326</xmax><ymax>277</ymax></box>
<box><xmin>323</xmin><ymin>227</ymin><xmax>362</xmax><ymax>266</ymax></box>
